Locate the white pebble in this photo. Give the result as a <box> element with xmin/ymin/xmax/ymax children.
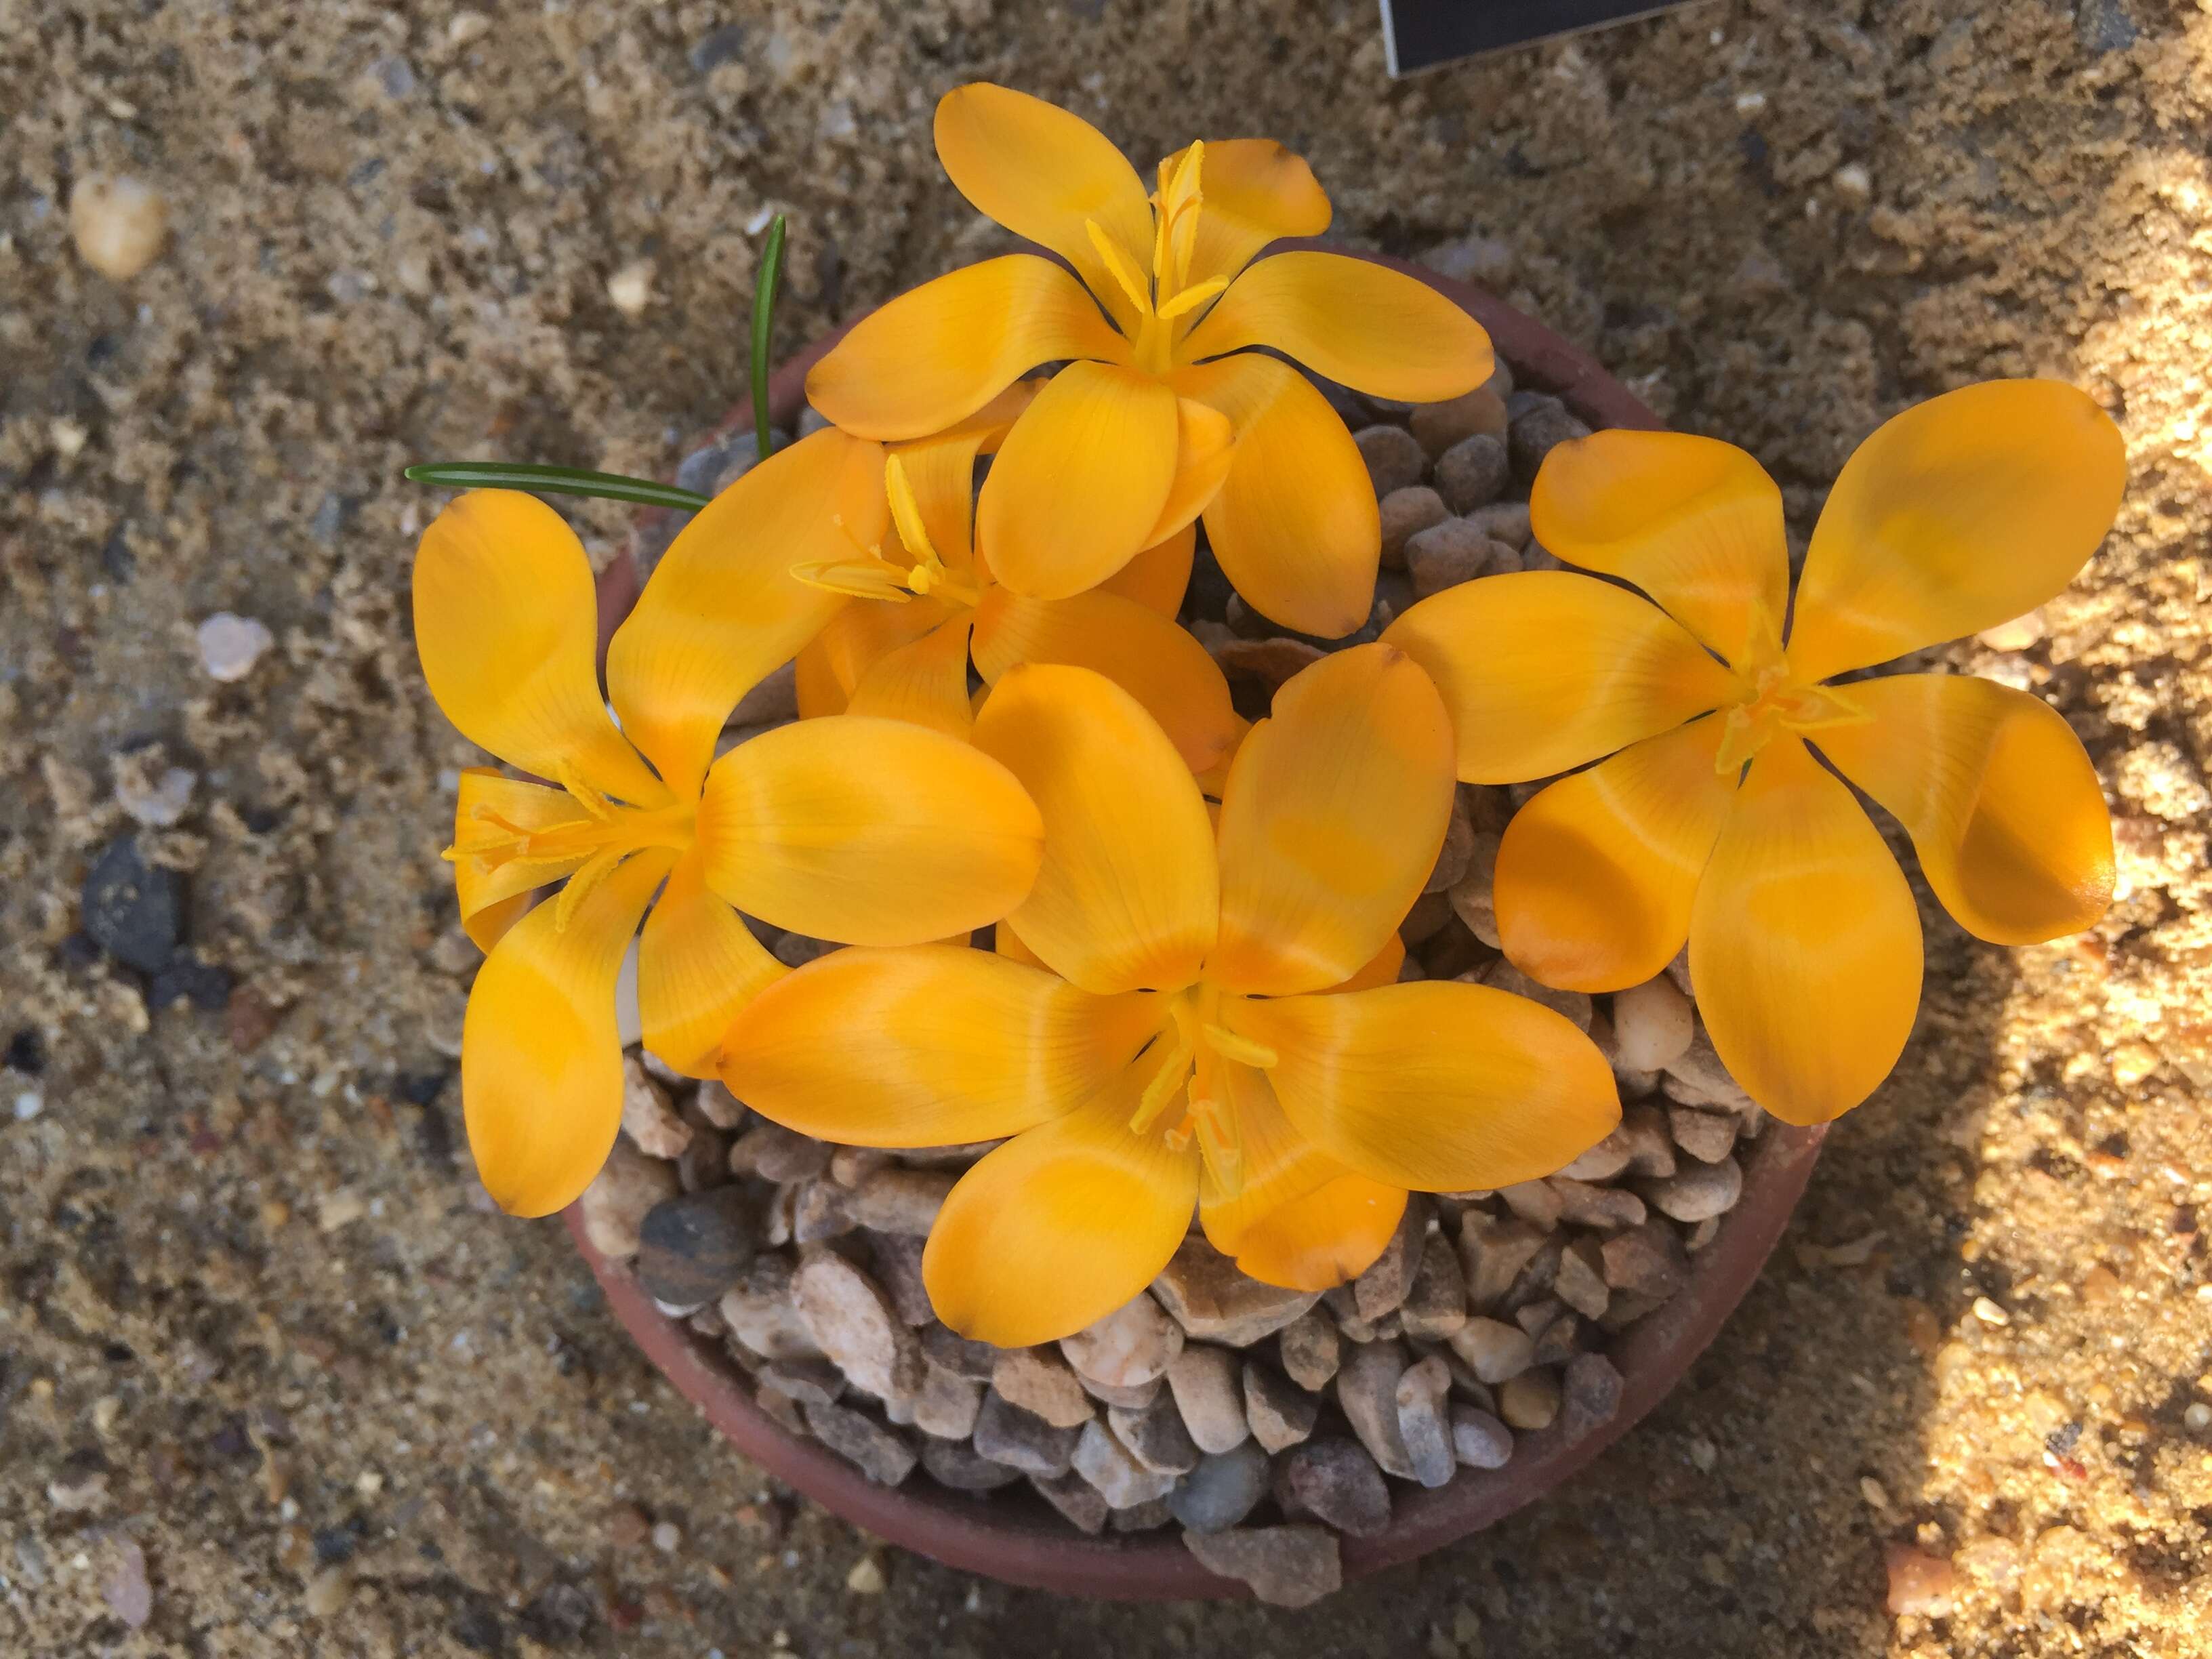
<box><xmin>14</xmin><ymin>1091</ymin><xmax>43</xmax><ymax>1121</ymax></box>
<box><xmin>1832</xmin><ymin>163</ymin><xmax>1872</xmax><ymax>201</ymax></box>
<box><xmin>845</xmin><ymin>1555</ymin><xmax>886</xmax><ymax>1594</ymax></box>
<box><xmin>2184</xmin><ymin>1402</ymin><xmax>2211</xmax><ymax>1431</ymax></box>
<box><xmin>197</xmin><ymin>612</ymin><xmax>274</xmax><ymax>682</ymax></box>
<box><xmin>70</xmin><ymin>175</ymin><xmax>168</xmax><ymax>279</ymax></box>
<box><xmin>1971</xmin><ymin>1296</ymin><xmax>2010</xmax><ymax>1326</ymax></box>
<box><xmin>607</xmin><ymin>259</ymin><xmax>655</xmax><ymax>316</ymax></box>
<box><xmin>1734</xmin><ymin>90</ymin><xmax>1767</xmax><ymax>116</ymax></box>
<box><xmin>650</xmin><ymin>1521</ymin><xmax>681</xmax><ymax>1553</ymax></box>
<box><xmin>115</xmin><ymin>763</ymin><xmax>197</xmax><ymax>828</ymax></box>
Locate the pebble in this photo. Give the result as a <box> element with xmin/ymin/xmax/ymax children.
<box><xmin>1405</xmin><ymin>518</ymin><xmax>1506</xmax><ymax>597</ymax></box>
<box><xmin>1553</xmin><ymin>1237</ymin><xmax>1612</xmax><ymax>1321</ymax></box>
<box><xmin>1498</xmin><ymin>1368</ymin><xmax>1561</xmax><ymax>1431</ymax></box>
<box><xmin>2184</xmin><ymin>1401</ymin><xmax>2212</xmax><ymax>1432</ymax></box>
<box><xmin>113</xmin><ymin>758</ymin><xmax>197</xmax><ymax>828</ymax></box>
<box><xmin>792</xmin><ymin>1246</ymin><xmax>923</xmax><ymax>1403</ymax></box>
<box><xmin>802</xmin><ymin>1399</ymin><xmax>916</xmax><ymax>1486</ymax></box>
<box><xmin>1450</xmin><ymin>1317</ymin><xmax>1536</xmax><ymax>1385</ymax></box>
<box><xmin>850</xmin><ymin>1168</ymin><xmax>954</xmax><ymax>1235</ymax></box>
<box><xmin>1612</xmin><ymin>976</ymin><xmax>1695</xmax><ymax>1070</ymax></box>
<box><xmin>1556</xmin><ymin>1128</ymin><xmax>1633</xmax><ymax>1183</ymax></box>
<box><xmin>1458</xmin><ymin>1214</ymin><xmax>1549</xmax><ymax>1310</ymax></box>
<box><xmin>1668</xmin><ymin>1106</ymin><xmax>1740</xmax><ymax>1164</ymax></box>
<box><xmin>1112</xmin><ymin>1496</ymin><xmax>1174</xmax><ymax>1533</ymax></box>
<box><xmin>1463</xmin><ymin>500</ymin><xmax>1533</xmax><ymax>548</ymax></box>
<box><xmin>1434</xmin><ymin>432</ymin><xmax>1511</xmax><ymax>512</ymax></box>
<box><xmin>1352</xmin><ymin>1200</ymin><xmax>1428</xmax><ymax>1322</ymax></box>
<box><xmin>1972</xmin><ymin>1295</ymin><xmax>2010</xmax><ymax>1327</ymax></box>
<box><xmin>1031</xmin><ymin>1470</ymin><xmax>1110</xmax><ymax>1534</ymax></box>
<box><xmin>1166</xmin><ymin>1345</ymin><xmax>1250</xmax><ymax>1454</ymax></box>
<box><xmin>197</xmin><ymin>611</ymin><xmax>275</xmax><ymax>682</ymax></box>
<box><xmin>1378</xmin><ymin>485</ymin><xmax>1448</xmax><ymax>570</ymax></box>
<box><xmin>304</xmin><ymin>1565</ymin><xmax>351</xmax><ymax>1618</ymax></box>
<box><xmin>1977</xmin><ymin>608</ymin><xmax>2045</xmax><ymax>651</ymax></box>
<box><xmin>1399</xmin><ymin>1232</ymin><xmax>1470</xmax><ymax>1339</ymax></box>
<box><xmin>719</xmin><ymin>1258</ymin><xmax>822</xmax><ymax>1361</ymax></box>
<box><xmin>1184</xmin><ymin>1525</ymin><xmax>1343</xmax><ymax>1610</ymax></box>
<box><xmin>1425</xmin><ymin>794</ymin><xmax>1476</xmax><ymax>893</ymax></box>
<box><xmin>1107</xmin><ymin>1394</ymin><xmax>1201</xmax><ymax>1476</ymax></box>
<box><xmin>758</xmin><ymin>1358</ymin><xmax>844</xmax><ymax>1407</ymax></box>
<box><xmin>149</xmin><ymin>954</ymin><xmax>232</xmax><ymax>1013</ymax></box>
<box><xmin>1645</xmin><ymin>1156</ymin><xmax>1743</xmax><ymax>1223</ymax></box>
<box><xmin>1549</xmin><ymin>1177</ymin><xmax>1646</xmax><ymax>1231</ymax></box>
<box><xmin>1497</xmin><ymin>1179</ymin><xmax>1565</xmax><ymax>1229</ymax></box>
<box><xmin>81</xmin><ymin>835</ymin><xmax>182</xmax><ymax>974</ymax></box>
<box><xmin>1354</xmin><ymin>424</ymin><xmax>1427</xmax><ymax>496</ymax></box>
<box><xmin>103</xmin><ymin>1537</ymin><xmax>152</xmax><ymax>1629</ymax></box>
<box><xmin>1336</xmin><ymin>1340</ymin><xmax>1418</xmax><ymax>1479</ymax></box>
<box><xmin>909</xmin><ymin>1366</ymin><xmax>983</xmax><ymax>1439</ymax></box>
<box><xmin>730</xmin><ymin>1122</ymin><xmax>832</xmax><ymax>1183</ymax></box>
<box><xmin>990</xmin><ymin>1347</ymin><xmax>1095</xmax><ymax>1428</ymax></box>
<box><xmin>1153</xmin><ymin>1239</ymin><xmax>1318</xmax><ymax>1345</ymax></box>
<box><xmin>634</xmin><ymin>1188</ymin><xmax>755</xmax><ymax>1311</ymax></box>
<box><xmin>1078</xmin><ymin>1371</ymin><xmax>1163</xmax><ymax>1410</ymax></box>
<box><xmin>577</xmin><ymin>1141</ymin><xmax>681</xmax><ymax>1259</ymax></box>
<box><xmin>1061</xmin><ymin>1292</ymin><xmax>1183</xmax><ymax>1388</ymax></box>
<box><xmin>1394</xmin><ymin>1355</ymin><xmax>1457</xmax><ymax>1487</ymax></box>
<box><xmin>1506</xmin><ymin>397</ymin><xmax>1591</xmax><ymax>481</ymax></box>
<box><xmin>1242</xmin><ymin>1361</ymin><xmax>1320</xmax><ymax>1453</ymax></box>
<box><xmin>921</xmin><ymin>1437</ymin><xmax>1021</xmax><ymax>1492</ymax></box>
<box><xmin>920</xmin><ymin>1322</ymin><xmax>998</xmax><ymax>1382</ymax></box>
<box><xmin>606</xmin><ymin>258</ymin><xmax>655</xmax><ymax>316</ymax></box>
<box><xmin>1618</xmin><ymin>1103</ymin><xmax>1679</xmax><ymax>1178</ymax></box>
<box><xmin>1884</xmin><ymin>1544</ymin><xmax>1957</xmax><ymax>1616</ymax></box>
<box><xmin>70</xmin><ymin>174</ymin><xmax>167</xmax><ymax>279</ymax></box>
<box><xmin>1448</xmin><ymin>844</ymin><xmax>1502</xmax><ymax>947</ymax></box>
<box><xmin>844</xmin><ymin>1554</ymin><xmax>886</xmax><ymax>1595</ymax></box>
<box><xmin>829</xmin><ymin>1145</ymin><xmax>891</xmax><ymax>1188</ymax></box>
<box><xmin>1450</xmin><ymin>1403</ymin><xmax>1514</xmax><ymax>1469</ymax></box>
<box><xmin>1213</xmin><ymin>636</ymin><xmax>1326</xmax><ymax>688</ymax></box>
<box><xmin>1529</xmin><ymin>1307</ymin><xmax>1584</xmax><ymax>1366</ymax></box>
<box><xmin>1274</xmin><ymin>1439</ymin><xmax>1391</xmax><ymax>1538</ymax></box>
<box><xmin>1663</xmin><ymin>1028</ymin><xmax>1755</xmax><ymax>1112</ymax></box>
<box><xmin>1277</xmin><ymin>1310</ymin><xmax>1342</xmax><ymax>1391</ymax></box>
<box><xmin>1601</xmin><ymin>1221</ymin><xmax>1691</xmax><ymax>1299</ymax></box>
<box><xmin>1412</xmin><ymin>387</ymin><xmax>1509</xmax><ymax>457</ymax></box>
<box><xmin>1168</xmin><ymin>1440</ymin><xmax>1271</xmax><ymax>1534</ymax></box>
<box><xmin>1559</xmin><ymin>1353</ymin><xmax>1624</xmax><ymax>1438</ymax></box>
<box><xmin>1072</xmin><ymin>1419</ymin><xmax>1179</xmax><ymax>1508</ymax></box>
<box><xmin>619</xmin><ymin>1058</ymin><xmax>692</xmax><ymax>1159</ymax></box>
<box><xmin>971</xmin><ymin>1389</ymin><xmax>1082</xmax><ymax>1477</ymax></box>
<box><xmin>1482</xmin><ymin>960</ymin><xmax>1594</xmax><ymax>1031</ymax></box>
<box><xmin>695</xmin><ymin>1081</ymin><xmax>747</xmax><ymax>1130</ymax></box>
<box><xmin>866</xmin><ymin>1233</ymin><xmax>937</xmax><ymax>1327</ymax></box>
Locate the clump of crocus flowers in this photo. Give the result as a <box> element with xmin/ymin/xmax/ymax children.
<box><xmin>408</xmin><ymin>83</ymin><xmax>2125</xmax><ymax>1345</ymax></box>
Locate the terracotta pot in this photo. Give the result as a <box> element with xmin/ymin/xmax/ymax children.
<box><xmin>569</xmin><ymin>253</ymin><xmax>1827</xmax><ymax>1599</ymax></box>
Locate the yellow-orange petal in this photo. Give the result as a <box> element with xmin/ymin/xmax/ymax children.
<box><xmin>1179</xmin><ymin>251</ymin><xmax>1493</xmax><ymax>404</ymax></box>
<box><xmin>977</xmin><ymin>361</ymin><xmax>1181</xmax><ymax>600</ymax></box>
<box><xmin>933</xmin><ymin>83</ymin><xmax>1156</xmax><ymax>336</ymax></box>
<box><xmin>1141</xmin><ymin>397</ymin><xmax>1238</xmax><ymax>548</ymax></box>
<box><xmin>794</xmin><ymin>596</ymin><xmax>953</xmax><ymax>720</ymax></box>
<box><xmin>922</xmin><ymin>1084</ymin><xmax>1200</xmax><ymax>1346</ymax></box>
<box><xmin>804</xmin><ymin>254</ymin><xmax>1128</xmax><ymax>441</ymax></box>
<box><xmin>1160</xmin><ymin>138</ymin><xmax>1332</xmax><ymax>289</ymax></box>
<box><xmin>1813</xmin><ymin>674</ymin><xmax>2112</xmax><ymax>945</ymax></box>
<box><xmin>1530</xmin><ymin>428</ymin><xmax>1789</xmax><ymax>670</ymax></box>
<box><xmin>636</xmin><ymin>846</ymin><xmax>785</xmax><ymax>1078</ymax></box>
<box><xmin>1196</xmin><ymin>1059</ymin><xmax>1358</xmax><ymax>1266</ymax></box>
<box><xmin>450</xmin><ymin>769</ymin><xmax>592</xmax><ymax>951</ymax></box>
<box><xmin>1384</xmin><ymin>571</ymin><xmax>1740</xmax><ymax>784</ymax></box>
<box><xmin>463</xmin><ymin>847</ymin><xmax>676</xmax><ymax>1216</ymax></box>
<box><xmin>1177</xmin><ymin>353</ymin><xmax>1378</xmax><ymax>638</ymax></box>
<box><xmin>845</xmin><ymin>616</ymin><xmax>977</xmax><ymax>741</ymax></box>
<box><xmin>413</xmin><ymin>490</ymin><xmax>670</xmax><ymax>807</ymax></box>
<box><xmin>720</xmin><ymin>945</ymin><xmax>1164</xmax><ymax>1147</ymax></box>
<box><xmin>886</xmin><ymin>381</ymin><xmax>1037</xmax><ymax>576</ymax></box>
<box><xmin>1225</xmin><ymin>1175</ymin><xmax>1407</xmax><ymax>1293</ymax></box>
<box><xmin>1689</xmin><ymin>733</ymin><xmax>1924</xmax><ymax>1126</ymax></box>
<box><xmin>1786</xmin><ymin>380</ymin><xmax>2128</xmax><ymax>684</ymax></box>
<box><xmin>607</xmin><ymin>428</ymin><xmax>886</xmax><ymax>798</ymax></box>
<box><xmin>1494</xmin><ymin>714</ymin><xmax>1737</xmax><ymax>993</ymax></box>
<box><xmin>1318</xmin><ymin>932</ymin><xmax>1406</xmax><ymax>995</ymax></box>
<box><xmin>970</xmin><ymin>588</ymin><xmax>1238</xmax><ymax>776</ymax></box>
<box><xmin>969</xmin><ymin>663</ymin><xmax>1218</xmax><ymax>995</ymax></box>
<box><xmin>697</xmin><ymin>716</ymin><xmax>1042</xmax><ymax>946</ymax></box>
<box><xmin>1227</xmin><ymin>980</ymin><xmax>1620</xmax><ymax>1193</ymax></box>
<box><xmin>1097</xmin><ymin>523</ymin><xmax>1195</xmax><ymax>618</ymax></box>
<box><xmin>1209</xmin><ymin>644</ymin><xmax>1456</xmax><ymax>997</ymax></box>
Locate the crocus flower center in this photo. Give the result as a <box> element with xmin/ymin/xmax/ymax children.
<box><xmin>446</xmin><ymin>759</ymin><xmax>696</xmax><ymax>931</ymax></box>
<box><xmin>1715</xmin><ymin>657</ymin><xmax>1870</xmax><ymax>775</ymax></box>
<box><xmin>1086</xmin><ymin>141</ymin><xmax>1231</xmax><ymax>377</ymax></box>
<box><xmin>789</xmin><ymin>453</ymin><xmax>983</xmax><ymax>611</ymax></box>
<box><xmin>1126</xmin><ymin>981</ymin><xmax>1279</xmax><ymax>1199</ymax></box>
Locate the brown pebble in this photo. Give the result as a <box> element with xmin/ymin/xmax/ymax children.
<box><xmin>1412</xmin><ymin>386</ymin><xmax>1509</xmax><ymax>457</ymax></box>
<box><xmin>1434</xmin><ymin>432</ymin><xmax>1511</xmax><ymax>512</ymax></box>
<box><xmin>1378</xmin><ymin>485</ymin><xmax>1449</xmax><ymax>570</ymax></box>
<box><xmin>1404</xmin><ymin>518</ymin><xmax>1504</xmax><ymax>597</ymax></box>
<box><xmin>1498</xmin><ymin>1368</ymin><xmax>1561</xmax><ymax>1430</ymax></box>
<box><xmin>1507</xmin><ymin>396</ymin><xmax>1591</xmax><ymax>482</ymax></box>
<box><xmin>1354</xmin><ymin>424</ymin><xmax>1427</xmax><ymax>496</ymax></box>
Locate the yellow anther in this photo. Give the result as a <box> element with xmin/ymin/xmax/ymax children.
<box><xmin>556</xmin><ymin>758</ymin><xmax>620</xmax><ymax>822</ymax></box>
<box><xmin>1155</xmin><ymin>274</ymin><xmax>1228</xmax><ymax>323</ymax></box>
<box><xmin>1128</xmin><ymin>1034</ymin><xmax>1196</xmax><ymax>1136</ymax></box>
<box><xmin>1193</xmin><ymin>1096</ymin><xmax>1242</xmax><ymax>1199</ymax></box>
<box><xmin>789</xmin><ymin>559</ymin><xmax>914</xmax><ymax>602</ymax></box>
<box><xmin>552</xmin><ymin>843</ymin><xmax>628</xmax><ymax>934</ymax></box>
<box><xmin>1202</xmin><ymin>1023</ymin><xmax>1277</xmax><ymax>1069</ymax></box>
<box><xmin>883</xmin><ymin>453</ymin><xmax>939</xmax><ymax>569</ymax></box>
<box><xmin>1086</xmin><ymin>217</ymin><xmax>1154</xmax><ymax>317</ymax></box>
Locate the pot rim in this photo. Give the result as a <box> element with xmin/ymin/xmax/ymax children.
<box><xmin>571</xmin><ymin>248</ymin><xmax>1828</xmax><ymax>1600</ymax></box>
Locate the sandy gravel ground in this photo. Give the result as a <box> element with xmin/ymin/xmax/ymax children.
<box><xmin>3</xmin><ymin>3</ymin><xmax>2208</xmax><ymax>1654</ymax></box>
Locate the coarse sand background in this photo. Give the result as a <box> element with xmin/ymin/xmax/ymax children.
<box><xmin>3</xmin><ymin>2</ymin><xmax>2209</xmax><ymax>1654</ymax></box>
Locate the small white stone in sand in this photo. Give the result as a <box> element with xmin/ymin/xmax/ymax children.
<box><xmin>198</xmin><ymin>612</ymin><xmax>274</xmax><ymax>682</ymax></box>
<box><xmin>845</xmin><ymin>1555</ymin><xmax>886</xmax><ymax>1594</ymax></box>
<box><xmin>70</xmin><ymin>175</ymin><xmax>169</xmax><ymax>279</ymax></box>
<box><xmin>1971</xmin><ymin>1296</ymin><xmax>2010</xmax><ymax>1326</ymax></box>
<box><xmin>650</xmin><ymin>1521</ymin><xmax>681</xmax><ymax>1553</ymax></box>
<box><xmin>14</xmin><ymin>1092</ymin><xmax>43</xmax><ymax>1121</ymax></box>
<box><xmin>607</xmin><ymin>258</ymin><xmax>655</xmax><ymax>316</ymax></box>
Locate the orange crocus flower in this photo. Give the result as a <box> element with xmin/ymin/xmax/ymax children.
<box><xmin>721</xmin><ymin>649</ymin><xmax>1618</xmax><ymax>1346</ymax></box>
<box><xmin>1385</xmin><ymin>380</ymin><xmax>2125</xmax><ymax>1125</ymax></box>
<box><xmin>804</xmin><ymin>83</ymin><xmax>1494</xmax><ymax>638</ymax></box>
